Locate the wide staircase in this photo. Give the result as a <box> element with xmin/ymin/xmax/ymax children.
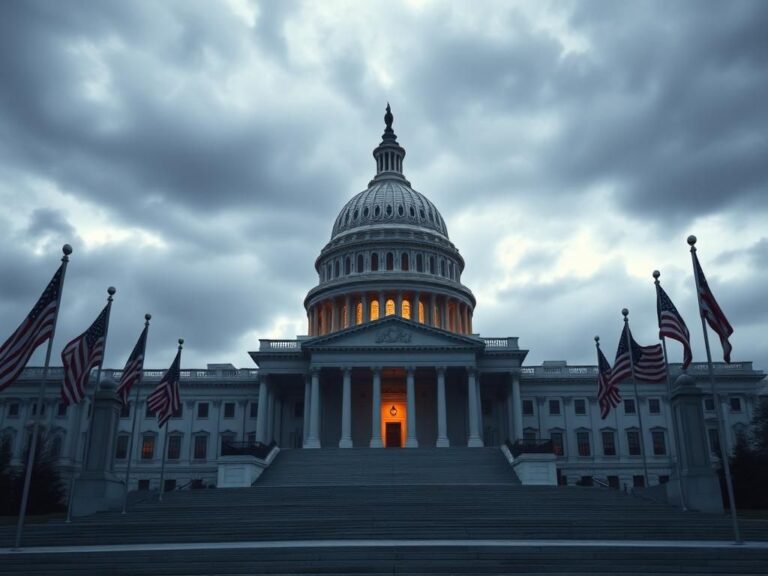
<box><xmin>3</xmin><ymin>448</ymin><xmax>768</xmax><ymax>575</ymax></box>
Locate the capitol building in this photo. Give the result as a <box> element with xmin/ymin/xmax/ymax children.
<box><xmin>1</xmin><ymin>108</ymin><xmax>764</xmax><ymax>494</ymax></box>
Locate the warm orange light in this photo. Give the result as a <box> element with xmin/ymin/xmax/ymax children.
<box><xmin>380</xmin><ymin>399</ymin><xmax>407</xmax><ymax>447</ymax></box>
<box><xmin>385</xmin><ymin>298</ymin><xmax>395</xmax><ymax>316</ymax></box>
<box><xmin>418</xmin><ymin>302</ymin><xmax>425</xmax><ymax>324</ymax></box>
<box><xmin>370</xmin><ymin>300</ymin><xmax>380</xmax><ymax>320</ymax></box>
<box><xmin>402</xmin><ymin>299</ymin><xmax>411</xmax><ymax>320</ymax></box>
<box><xmin>356</xmin><ymin>302</ymin><xmax>363</xmax><ymax>325</ymax></box>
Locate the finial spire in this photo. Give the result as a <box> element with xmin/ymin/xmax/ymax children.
<box><xmin>371</xmin><ymin>102</ymin><xmax>408</xmax><ymax>183</ymax></box>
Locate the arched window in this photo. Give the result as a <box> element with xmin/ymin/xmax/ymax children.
<box><xmin>416</xmin><ymin>254</ymin><xmax>423</xmax><ymax>272</ymax></box>
<box><xmin>385</xmin><ymin>299</ymin><xmax>395</xmax><ymax>316</ymax></box>
<box><xmin>370</xmin><ymin>300</ymin><xmax>380</xmax><ymax>321</ymax></box>
<box><xmin>429</xmin><ymin>256</ymin><xmax>435</xmax><ymax>274</ymax></box>
<box><xmin>402</xmin><ymin>299</ymin><xmax>411</xmax><ymax>320</ymax></box>
<box><xmin>440</xmin><ymin>259</ymin><xmax>446</xmax><ymax>277</ymax></box>
<box><xmin>386</xmin><ymin>252</ymin><xmax>394</xmax><ymax>271</ymax></box>
<box><xmin>401</xmin><ymin>253</ymin><xmax>409</xmax><ymax>271</ymax></box>
<box><xmin>371</xmin><ymin>253</ymin><xmax>379</xmax><ymax>271</ymax></box>
<box><xmin>327</xmin><ymin>264</ymin><xmax>332</xmax><ymax>281</ymax></box>
<box><xmin>356</xmin><ymin>302</ymin><xmax>363</xmax><ymax>325</ymax></box>
<box><xmin>433</xmin><ymin>304</ymin><xmax>440</xmax><ymax>327</ymax></box>
<box><xmin>344</xmin><ymin>257</ymin><xmax>351</xmax><ymax>275</ymax></box>
<box><xmin>334</xmin><ymin>260</ymin><xmax>340</xmax><ymax>278</ymax></box>
<box><xmin>357</xmin><ymin>254</ymin><xmax>364</xmax><ymax>273</ymax></box>
<box><xmin>418</xmin><ymin>302</ymin><xmax>425</xmax><ymax>323</ymax></box>
<box><xmin>449</xmin><ymin>261</ymin><xmax>454</xmax><ymax>279</ymax></box>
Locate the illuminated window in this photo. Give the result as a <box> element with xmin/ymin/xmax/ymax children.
<box><xmin>418</xmin><ymin>302</ymin><xmax>425</xmax><ymax>323</ymax></box>
<box><xmin>356</xmin><ymin>302</ymin><xmax>363</xmax><ymax>325</ymax></box>
<box><xmin>141</xmin><ymin>434</ymin><xmax>155</xmax><ymax>460</ymax></box>
<box><xmin>433</xmin><ymin>305</ymin><xmax>440</xmax><ymax>326</ymax></box>
<box><xmin>401</xmin><ymin>253</ymin><xmax>409</xmax><ymax>271</ymax></box>
<box><xmin>371</xmin><ymin>253</ymin><xmax>379</xmax><ymax>271</ymax></box>
<box><xmin>386</xmin><ymin>253</ymin><xmax>394</xmax><ymax>271</ymax></box>
<box><xmin>370</xmin><ymin>300</ymin><xmax>380</xmax><ymax>320</ymax></box>
<box><xmin>342</xmin><ymin>305</ymin><xmax>348</xmax><ymax>328</ymax></box>
<box><xmin>402</xmin><ymin>299</ymin><xmax>411</xmax><ymax>319</ymax></box>
<box><xmin>385</xmin><ymin>299</ymin><xmax>395</xmax><ymax>316</ymax></box>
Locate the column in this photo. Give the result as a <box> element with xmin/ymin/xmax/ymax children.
<box><xmin>362</xmin><ymin>293</ymin><xmax>369</xmax><ymax>322</ymax></box>
<box><xmin>311</xmin><ymin>306</ymin><xmax>318</xmax><ymax>336</ymax></box>
<box><xmin>302</xmin><ymin>373</ymin><xmax>311</xmax><ymax>445</ymax></box>
<box><xmin>378</xmin><ymin>292</ymin><xmax>385</xmax><ymax>317</ymax></box>
<box><xmin>440</xmin><ymin>297</ymin><xmax>448</xmax><ymax>329</ymax></box>
<box><xmin>339</xmin><ymin>367</ymin><xmax>353</xmax><ymax>448</ymax></box>
<box><xmin>467</xmin><ymin>367</ymin><xmax>483</xmax><ymax>447</ymax></box>
<box><xmin>266</xmin><ymin>388</ymin><xmax>275</xmax><ymax>444</ymax></box>
<box><xmin>511</xmin><ymin>373</ymin><xmax>523</xmax><ymax>441</ymax></box>
<box><xmin>370</xmin><ymin>367</ymin><xmax>383</xmax><ymax>448</ymax></box>
<box><xmin>475</xmin><ymin>373</ymin><xmax>483</xmax><ymax>443</ymax></box>
<box><xmin>256</xmin><ymin>375</ymin><xmax>268</xmax><ymax>443</ymax></box>
<box><xmin>305</xmin><ymin>368</ymin><xmax>321</xmax><ymax>448</ymax></box>
<box><xmin>436</xmin><ymin>367</ymin><xmax>449</xmax><ymax>447</ymax></box>
<box><xmin>397</xmin><ymin>291</ymin><xmax>403</xmax><ymax>318</ymax></box>
<box><xmin>330</xmin><ymin>299</ymin><xmax>338</xmax><ymax>332</ymax></box>
<box><xmin>344</xmin><ymin>295</ymin><xmax>352</xmax><ymax>329</ymax></box>
<box><xmin>405</xmin><ymin>366</ymin><xmax>418</xmax><ymax>448</ymax></box>
<box><xmin>413</xmin><ymin>291</ymin><xmax>421</xmax><ymax>323</ymax></box>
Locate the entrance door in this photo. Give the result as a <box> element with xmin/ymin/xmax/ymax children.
<box><xmin>385</xmin><ymin>422</ymin><xmax>402</xmax><ymax>448</ymax></box>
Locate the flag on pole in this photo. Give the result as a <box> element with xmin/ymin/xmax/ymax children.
<box><xmin>0</xmin><ymin>265</ymin><xmax>65</xmax><ymax>392</ymax></box>
<box><xmin>655</xmin><ymin>283</ymin><xmax>693</xmax><ymax>369</ymax></box>
<box><xmin>692</xmin><ymin>251</ymin><xmax>733</xmax><ymax>363</ymax></box>
<box><xmin>610</xmin><ymin>324</ymin><xmax>666</xmax><ymax>386</ymax></box>
<box><xmin>597</xmin><ymin>344</ymin><xmax>620</xmax><ymax>419</ymax></box>
<box><xmin>116</xmin><ymin>324</ymin><xmax>148</xmax><ymax>405</ymax></box>
<box><xmin>61</xmin><ymin>304</ymin><xmax>110</xmax><ymax>405</ymax></box>
<box><xmin>146</xmin><ymin>344</ymin><xmax>182</xmax><ymax>427</ymax></box>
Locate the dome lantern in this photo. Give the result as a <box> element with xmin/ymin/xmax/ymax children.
<box><xmin>372</xmin><ymin>103</ymin><xmax>407</xmax><ymax>181</ymax></box>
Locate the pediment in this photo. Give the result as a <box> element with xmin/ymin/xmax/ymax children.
<box><xmin>304</xmin><ymin>316</ymin><xmax>482</xmax><ymax>351</ymax></box>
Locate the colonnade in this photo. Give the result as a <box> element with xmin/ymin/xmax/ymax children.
<box><xmin>307</xmin><ymin>291</ymin><xmax>473</xmax><ymax>337</ymax></box>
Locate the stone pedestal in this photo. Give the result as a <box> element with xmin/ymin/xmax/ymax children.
<box><xmin>70</xmin><ymin>378</ymin><xmax>125</xmax><ymax>518</ymax></box>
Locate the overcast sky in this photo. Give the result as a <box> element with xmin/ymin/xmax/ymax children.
<box><xmin>1</xmin><ymin>0</ymin><xmax>766</xmax><ymax>375</ymax></box>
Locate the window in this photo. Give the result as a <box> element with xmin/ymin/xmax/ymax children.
<box><xmin>523</xmin><ymin>429</ymin><xmax>537</xmax><ymax>442</ymax></box>
<box><xmin>624</xmin><ymin>399</ymin><xmax>636</xmax><ymax>415</ymax></box>
<box><xmin>652</xmin><ymin>430</ymin><xmax>666</xmax><ymax>456</ymax></box>
<box><xmin>224</xmin><ymin>402</ymin><xmax>236</xmax><ymax>418</ymax></box>
<box><xmin>440</xmin><ymin>259</ymin><xmax>446</xmax><ymax>276</ymax></box>
<box><xmin>522</xmin><ymin>400</ymin><xmax>534</xmax><ymax>416</ymax></box>
<box><xmin>418</xmin><ymin>302</ymin><xmax>425</xmax><ymax>323</ymax></box>
<box><xmin>115</xmin><ymin>435</ymin><xmax>129</xmax><ymax>459</ymax></box>
<box><xmin>607</xmin><ymin>475</ymin><xmax>620</xmax><ymax>489</ymax></box>
<box><xmin>704</xmin><ymin>396</ymin><xmax>715</xmax><ymax>412</ymax></box>
<box><xmin>145</xmin><ymin>403</ymin><xmax>156</xmax><ymax>418</ymax></box>
<box><xmin>550</xmin><ymin>432</ymin><xmax>564</xmax><ymax>456</ymax></box>
<box><xmin>344</xmin><ymin>257</ymin><xmax>350</xmax><ymax>275</ymax></box>
<box><xmin>371</xmin><ymin>253</ymin><xmax>379</xmax><ymax>271</ymax></box>
<box><xmin>648</xmin><ymin>398</ymin><xmax>661</xmax><ymax>414</ymax></box>
<box><xmin>172</xmin><ymin>404</ymin><xmax>183</xmax><ymax>419</ymax></box>
<box><xmin>194</xmin><ymin>435</ymin><xmax>207</xmax><ymax>460</ymax></box>
<box><xmin>167</xmin><ymin>435</ymin><xmax>181</xmax><ymax>460</ymax></box>
<box><xmin>57</xmin><ymin>402</ymin><xmax>67</xmax><ymax>417</ymax></box>
<box><xmin>429</xmin><ymin>256</ymin><xmax>435</xmax><ymax>274</ymax></box>
<box><xmin>401</xmin><ymin>253</ymin><xmax>409</xmax><ymax>271</ymax></box>
<box><xmin>602</xmin><ymin>430</ymin><xmax>616</xmax><ymax>456</ymax></box>
<box><xmin>250</xmin><ymin>402</ymin><xmax>258</xmax><ymax>418</ymax></box>
<box><xmin>370</xmin><ymin>299</ymin><xmax>380</xmax><ymax>320</ymax></box>
<box><xmin>197</xmin><ymin>403</ymin><xmax>209</xmax><ymax>419</ymax></box>
<box><xmin>707</xmin><ymin>428</ymin><xmax>721</xmax><ymax>455</ymax></box>
<box><xmin>141</xmin><ymin>434</ymin><xmax>155</xmax><ymax>460</ymax></box>
<box><xmin>138</xmin><ymin>479</ymin><xmax>150</xmax><ymax>491</ymax></box>
<box><xmin>574</xmin><ymin>399</ymin><xmax>586</xmax><ymax>415</ymax></box>
<box><xmin>8</xmin><ymin>403</ymin><xmax>19</xmax><ymax>417</ymax></box>
<box><xmin>449</xmin><ymin>261</ymin><xmax>454</xmax><ymax>279</ymax></box>
<box><xmin>386</xmin><ymin>252</ymin><xmax>394</xmax><ymax>271</ymax></box>
<box><xmin>402</xmin><ymin>299</ymin><xmax>411</xmax><ymax>320</ymax></box>
<box><xmin>548</xmin><ymin>400</ymin><xmax>560</xmax><ymax>415</ymax></box>
<box><xmin>385</xmin><ymin>299</ymin><xmax>395</xmax><ymax>316</ymax></box>
<box><xmin>633</xmin><ymin>475</ymin><xmax>645</xmax><ymax>488</ymax></box>
<box><xmin>627</xmin><ymin>430</ymin><xmax>642</xmax><ymax>456</ymax></box>
<box><xmin>220</xmin><ymin>434</ymin><xmax>235</xmax><ymax>455</ymax></box>
<box><xmin>416</xmin><ymin>254</ymin><xmax>423</xmax><ymax>272</ymax></box>
<box><xmin>334</xmin><ymin>260</ymin><xmax>339</xmax><ymax>277</ymax></box>
<box><xmin>729</xmin><ymin>397</ymin><xmax>742</xmax><ymax>412</ymax></box>
<box><xmin>31</xmin><ymin>402</ymin><xmax>45</xmax><ymax>416</ymax></box>
<box><xmin>577</xmin><ymin>432</ymin><xmax>591</xmax><ymax>457</ymax></box>
<box><xmin>357</xmin><ymin>254</ymin><xmax>364</xmax><ymax>273</ymax></box>
<box><xmin>120</xmin><ymin>403</ymin><xmax>130</xmax><ymax>418</ymax></box>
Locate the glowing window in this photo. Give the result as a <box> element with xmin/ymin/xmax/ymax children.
<box><xmin>402</xmin><ymin>299</ymin><xmax>411</xmax><ymax>319</ymax></box>
<box><xmin>371</xmin><ymin>253</ymin><xmax>379</xmax><ymax>271</ymax></box>
<box><xmin>386</xmin><ymin>253</ymin><xmax>394</xmax><ymax>271</ymax></box>
<box><xmin>370</xmin><ymin>300</ymin><xmax>380</xmax><ymax>321</ymax></box>
<box><xmin>342</xmin><ymin>306</ymin><xmax>348</xmax><ymax>328</ymax></box>
<box><xmin>385</xmin><ymin>299</ymin><xmax>395</xmax><ymax>316</ymax></box>
<box><xmin>418</xmin><ymin>302</ymin><xmax>425</xmax><ymax>323</ymax></box>
<box><xmin>356</xmin><ymin>302</ymin><xmax>363</xmax><ymax>325</ymax></box>
<box><xmin>433</xmin><ymin>305</ymin><xmax>440</xmax><ymax>327</ymax></box>
<box><xmin>401</xmin><ymin>253</ymin><xmax>409</xmax><ymax>271</ymax></box>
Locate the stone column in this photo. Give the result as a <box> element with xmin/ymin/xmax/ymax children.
<box><xmin>413</xmin><ymin>291</ymin><xmax>421</xmax><ymax>323</ymax></box>
<box><xmin>405</xmin><ymin>366</ymin><xmax>418</xmax><ymax>448</ymax></box>
<box><xmin>467</xmin><ymin>367</ymin><xmax>483</xmax><ymax>447</ymax></box>
<box><xmin>256</xmin><ymin>374</ymin><xmax>269</xmax><ymax>443</ymax></box>
<box><xmin>397</xmin><ymin>291</ymin><xmax>403</xmax><ymax>318</ymax></box>
<box><xmin>370</xmin><ymin>367</ymin><xmax>383</xmax><ymax>448</ymax></box>
<box><xmin>362</xmin><ymin>293</ymin><xmax>369</xmax><ymax>322</ymax></box>
<box><xmin>305</xmin><ymin>368</ymin><xmax>321</xmax><ymax>448</ymax></box>
<box><xmin>266</xmin><ymin>388</ymin><xmax>275</xmax><ymax>444</ymax></box>
<box><xmin>441</xmin><ymin>297</ymin><xmax>448</xmax><ymax>330</ymax></box>
<box><xmin>302</xmin><ymin>373</ymin><xmax>311</xmax><ymax>445</ymax></box>
<box><xmin>330</xmin><ymin>299</ymin><xmax>337</xmax><ymax>332</ymax></box>
<box><xmin>339</xmin><ymin>367</ymin><xmax>353</xmax><ymax>448</ymax></box>
<box><xmin>511</xmin><ymin>373</ymin><xmax>523</xmax><ymax>441</ymax></box>
<box><xmin>344</xmin><ymin>295</ymin><xmax>352</xmax><ymax>329</ymax></box>
<box><xmin>563</xmin><ymin>397</ymin><xmax>572</xmax><ymax>461</ymax></box>
<box><xmin>378</xmin><ymin>292</ymin><xmax>385</xmax><ymax>317</ymax></box>
<box><xmin>436</xmin><ymin>366</ymin><xmax>449</xmax><ymax>447</ymax></box>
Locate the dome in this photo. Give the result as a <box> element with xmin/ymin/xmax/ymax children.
<box><xmin>331</xmin><ymin>180</ymin><xmax>449</xmax><ymax>239</ymax></box>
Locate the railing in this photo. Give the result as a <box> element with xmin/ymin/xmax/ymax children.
<box><xmin>17</xmin><ymin>367</ymin><xmax>259</xmax><ymax>381</ymax></box>
<box><xmin>482</xmin><ymin>337</ymin><xmax>519</xmax><ymax>350</ymax></box>
<box><xmin>519</xmin><ymin>362</ymin><xmax>756</xmax><ymax>378</ymax></box>
<box><xmin>221</xmin><ymin>440</ymin><xmax>276</xmax><ymax>459</ymax></box>
<box><xmin>506</xmin><ymin>439</ymin><xmax>554</xmax><ymax>458</ymax></box>
<box><xmin>259</xmin><ymin>339</ymin><xmax>301</xmax><ymax>351</ymax></box>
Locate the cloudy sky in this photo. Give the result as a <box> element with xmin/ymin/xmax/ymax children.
<box><xmin>1</xmin><ymin>0</ymin><xmax>766</xmax><ymax>374</ymax></box>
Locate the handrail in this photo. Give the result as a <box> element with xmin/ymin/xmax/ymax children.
<box><xmin>221</xmin><ymin>440</ymin><xmax>277</xmax><ymax>459</ymax></box>
<box><xmin>506</xmin><ymin>439</ymin><xmax>554</xmax><ymax>458</ymax></box>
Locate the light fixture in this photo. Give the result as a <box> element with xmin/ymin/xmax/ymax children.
<box><xmin>389</xmin><ymin>405</ymin><xmax>398</xmax><ymax>416</ymax></box>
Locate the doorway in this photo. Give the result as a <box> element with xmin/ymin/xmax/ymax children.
<box><xmin>385</xmin><ymin>422</ymin><xmax>402</xmax><ymax>448</ymax></box>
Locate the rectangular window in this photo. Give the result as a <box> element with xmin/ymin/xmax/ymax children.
<box><xmin>115</xmin><ymin>435</ymin><xmax>129</xmax><ymax>459</ymax></box>
<box><xmin>550</xmin><ymin>432</ymin><xmax>564</xmax><ymax>456</ymax></box>
<box><xmin>197</xmin><ymin>403</ymin><xmax>209</xmax><ymax>419</ymax></box>
<box><xmin>607</xmin><ymin>475</ymin><xmax>620</xmax><ymax>489</ymax></box>
<box><xmin>194</xmin><ymin>435</ymin><xmax>207</xmax><ymax>460</ymax></box>
<box><xmin>627</xmin><ymin>430</ymin><xmax>642</xmax><ymax>456</ymax></box>
<box><xmin>224</xmin><ymin>402</ymin><xmax>236</xmax><ymax>418</ymax></box>
<box><xmin>577</xmin><ymin>432</ymin><xmax>591</xmax><ymax>457</ymax></box>
<box><xmin>167</xmin><ymin>435</ymin><xmax>181</xmax><ymax>460</ymax></box>
<box><xmin>8</xmin><ymin>403</ymin><xmax>20</xmax><ymax>417</ymax></box>
<box><xmin>548</xmin><ymin>400</ymin><xmax>560</xmax><ymax>415</ymax></box>
<box><xmin>707</xmin><ymin>428</ymin><xmax>721</xmax><ymax>455</ymax></box>
<box><xmin>523</xmin><ymin>430</ymin><xmax>537</xmax><ymax>442</ymax></box>
<box><xmin>145</xmin><ymin>404</ymin><xmax>156</xmax><ymax>418</ymax></box>
<box><xmin>648</xmin><ymin>398</ymin><xmax>661</xmax><ymax>414</ymax></box>
<box><xmin>141</xmin><ymin>435</ymin><xmax>155</xmax><ymax>460</ymax></box>
<box><xmin>652</xmin><ymin>430</ymin><xmax>666</xmax><ymax>456</ymax></box>
<box><xmin>137</xmin><ymin>479</ymin><xmax>150</xmax><ymax>491</ymax></box>
<box><xmin>57</xmin><ymin>402</ymin><xmax>67</xmax><ymax>417</ymax></box>
<box><xmin>574</xmin><ymin>399</ymin><xmax>586</xmax><ymax>415</ymax></box>
<box><xmin>120</xmin><ymin>403</ymin><xmax>131</xmax><ymax>418</ymax></box>
<box><xmin>729</xmin><ymin>397</ymin><xmax>742</xmax><ymax>412</ymax></box>
<box><xmin>522</xmin><ymin>400</ymin><xmax>534</xmax><ymax>416</ymax></box>
<box><xmin>704</xmin><ymin>396</ymin><xmax>715</xmax><ymax>412</ymax></box>
<box><xmin>602</xmin><ymin>430</ymin><xmax>617</xmax><ymax>456</ymax></box>
<box><xmin>633</xmin><ymin>475</ymin><xmax>646</xmax><ymax>488</ymax></box>
<box><xmin>624</xmin><ymin>399</ymin><xmax>636</xmax><ymax>415</ymax></box>
<box><xmin>249</xmin><ymin>402</ymin><xmax>258</xmax><ymax>418</ymax></box>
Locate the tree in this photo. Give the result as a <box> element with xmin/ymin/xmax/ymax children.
<box><xmin>12</xmin><ymin>434</ymin><xmax>65</xmax><ymax>516</ymax></box>
<box><xmin>0</xmin><ymin>439</ymin><xmax>16</xmax><ymax>515</ymax></box>
<box><xmin>729</xmin><ymin>398</ymin><xmax>768</xmax><ymax>509</ymax></box>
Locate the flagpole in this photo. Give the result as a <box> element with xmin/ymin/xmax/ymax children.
<box><xmin>157</xmin><ymin>338</ymin><xmax>183</xmax><ymax>503</ymax></box>
<box><xmin>653</xmin><ymin>271</ymin><xmax>688</xmax><ymax>511</ymax></box>
<box><xmin>14</xmin><ymin>244</ymin><xmax>72</xmax><ymax>550</ymax></box>
<box><xmin>122</xmin><ymin>313</ymin><xmax>151</xmax><ymax>514</ymax></box>
<box><xmin>622</xmin><ymin>308</ymin><xmax>650</xmax><ymax>488</ymax></box>
<box><xmin>687</xmin><ymin>235</ymin><xmax>741</xmax><ymax>544</ymax></box>
<box><xmin>65</xmin><ymin>286</ymin><xmax>116</xmax><ymax>523</ymax></box>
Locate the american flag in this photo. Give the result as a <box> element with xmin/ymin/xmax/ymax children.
<box><xmin>116</xmin><ymin>325</ymin><xmax>148</xmax><ymax>405</ymax></box>
<box><xmin>597</xmin><ymin>344</ymin><xmax>620</xmax><ymax>419</ymax></box>
<box><xmin>61</xmin><ymin>304</ymin><xmax>110</xmax><ymax>405</ymax></box>
<box><xmin>656</xmin><ymin>283</ymin><xmax>692</xmax><ymax>369</ymax></box>
<box><xmin>0</xmin><ymin>265</ymin><xmax>64</xmax><ymax>392</ymax></box>
<box><xmin>610</xmin><ymin>324</ymin><xmax>667</xmax><ymax>386</ymax></box>
<box><xmin>693</xmin><ymin>251</ymin><xmax>733</xmax><ymax>363</ymax></box>
<box><xmin>146</xmin><ymin>346</ymin><xmax>182</xmax><ymax>428</ymax></box>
